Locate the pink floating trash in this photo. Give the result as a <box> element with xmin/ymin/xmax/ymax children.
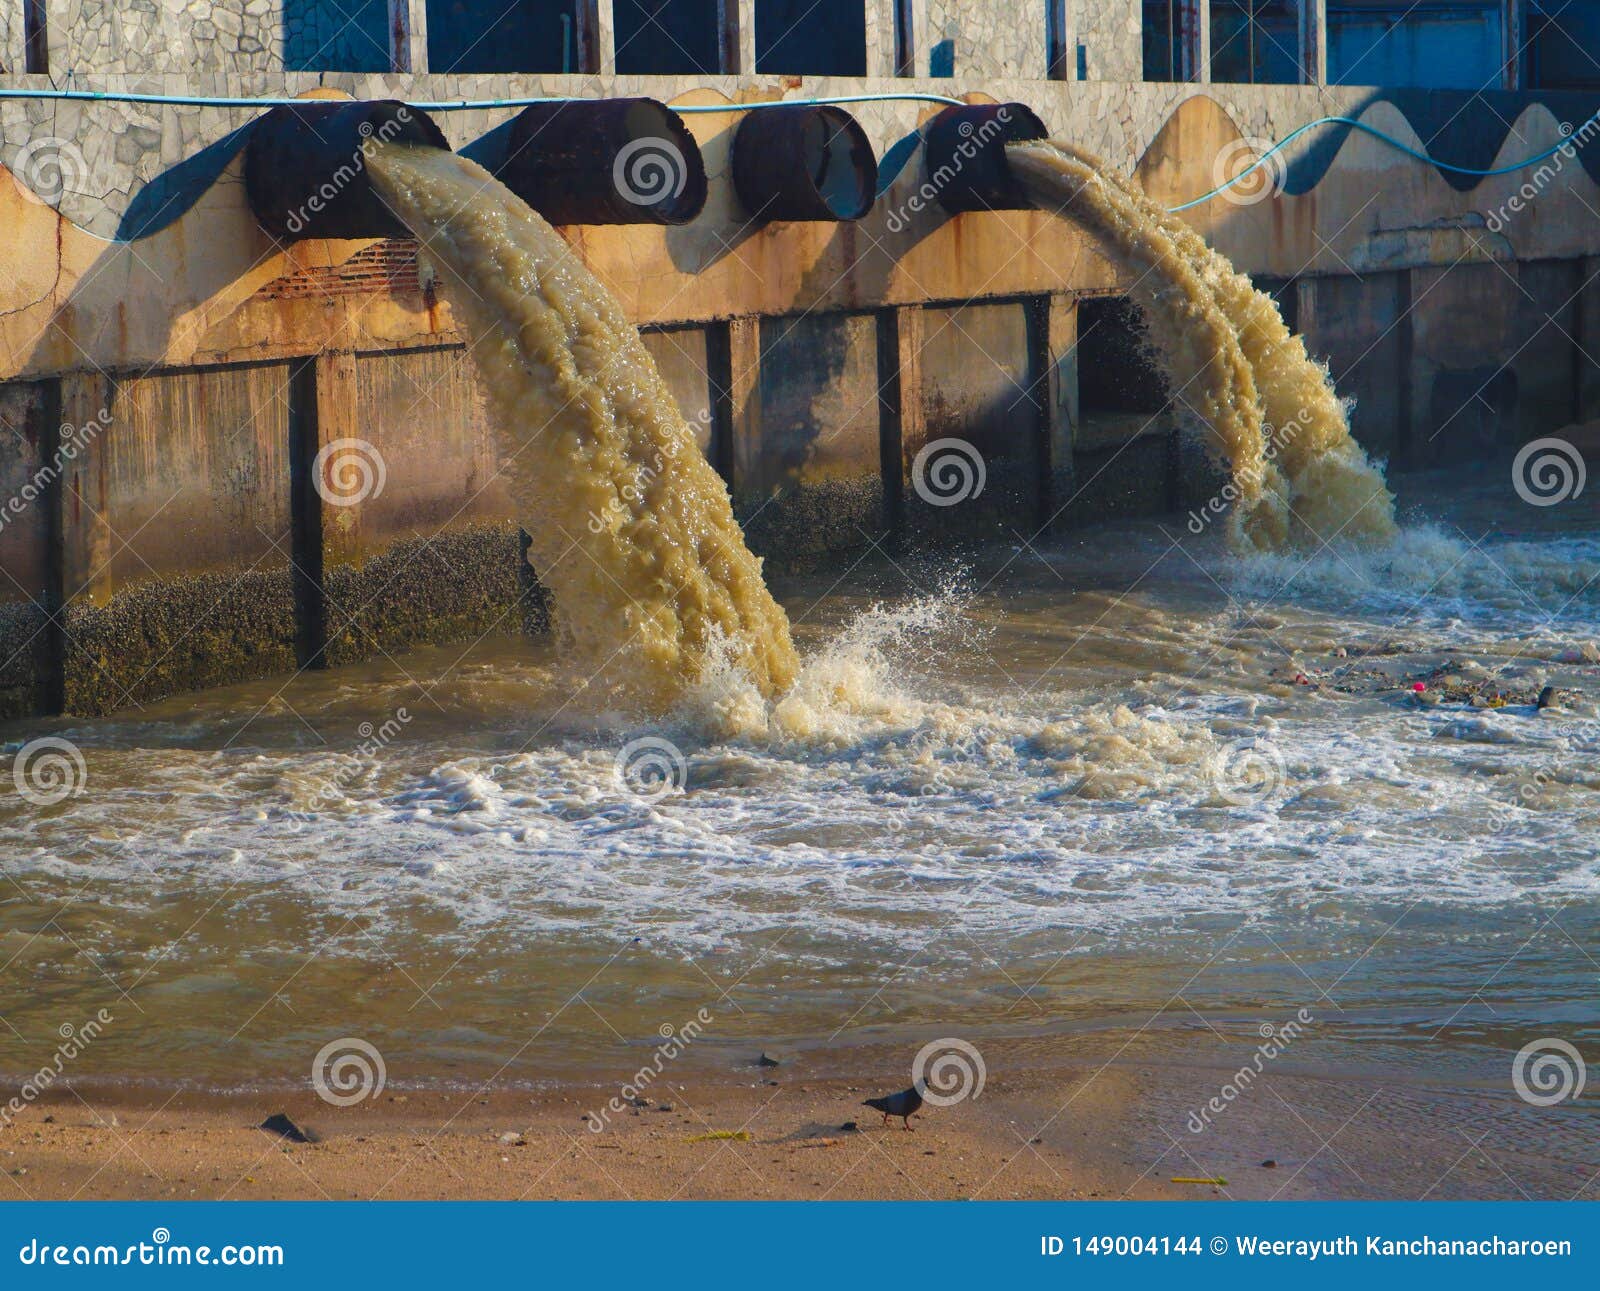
<box><xmin>1412</xmin><ymin>682</ymin><xmax>1427</xmax><ymax>693</ymax></box>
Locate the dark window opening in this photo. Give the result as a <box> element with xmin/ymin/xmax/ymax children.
<box><xmin>24</xmin><ymin>0</ymin><xmax>48</xmax><ymax>74</ymax></box>
<box><xmin>1210</xmin><ymin>0</ymin><xmax>1302</xmax><ymax>82</ymax></box>
<box><xmin>1077</xmin><ymin>296</ymin><xmax>1169</xmax><ymax>420</ymax></box>
<box><xmin>1143</xmin><ymin>0</ymin><xmax>1193</xmax><ymax>81</ymax></box>
<box><xmin>753</xmin><ymin>0</ymin><xmax>866</xmax><ymax>76</ymax></box>
<box><xmin>426</xmin><ymin>0</ymin><xmax>589</xmax><ymax>74</ymax></box>
<box><xmin>284</xmin><ymin>0</ymin><xmax>393</xmax><ymax>72</ymax></box>
<box><xmin>1046</xmin><ymin>0</ymin><xmax>1068</xmax><ymax>79</ymax></box>
<box><xmin>1528</xmin><ymin>0</ymin><xmax>1600</xmax><ymax>89</ymax></box>
<box><xmin>614</xmin><ymin>0</ymin><xmax>723</xmax><ymax>73</ymax></box>
<box><xmin>1327</xmin><ymin>2</ymin><xmax>1503</xmax><ymax>88</ymax></box>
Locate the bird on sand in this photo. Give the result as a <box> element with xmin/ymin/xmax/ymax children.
<box><xmin>863</xmin><ymin>1081</ymin><xmax>924</xmax><ymax>1131</ymax></box>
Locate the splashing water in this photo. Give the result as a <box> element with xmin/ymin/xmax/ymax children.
<box><xmin>1007</xmin><ymin>140</ymin><xmax>1398</xmax><ymax>552</ymax></box>
<box><xmin>367</xmin><ymin>143</ymin><xmax>799</xmax><ymax>710</ymax></box>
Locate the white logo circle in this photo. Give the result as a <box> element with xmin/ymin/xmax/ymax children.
<box><xmin>614</xmin><ymin>736</ymin><xmax>687</xmax><ymax>803</ymax></box>
<box><xmin>912</xmin><ymin>1037</ymin><xmax>986</xmax><ymax>1107</ymax></box>
<box><xmin>912</xmin><ymin>439</ymin><xmax>987</xmax><ymax>507</ymax></box>
<box><xmin>312</xmin><ymin>1037</ymin><xmax>387</xmax><ymax>1107</ymax></box>
<box><xmin>1210</xmin><ymin>737</ymin><xmax>1286</xmax><ymax>807</ymax></box>
<box><xmin>11</xmin><ymin>137</ymin><xmax>87</xmax><ymax>207</ymax></box>
<box><xmin>1212</xmin><ymin>137</ymin><xmax>1286</xmax><ymax>207</ymax></box>
<box><xmin>12</xmin><ymin>737</ymin><xmax>88</xmax><ymax>806</ymax></box>
<box><xmin>1512</xmin><ymin>437</ymin><xmax>1586</xmax><ymax>507</ymax></box>
<box><xmin>313</xmin><ymin>438</ymin><xmax>387</xmax><ymax>508</ymax></box>
<box><xmin>151</xmin><ymin>1227</ymin><xmax>171</xmax><ymax>1245</ymax></box>
<box><xmin>612</xmin><ymin>137</ymin><xmax>688</xmax><ymax>208</ymax></box>
<box><xmin>1512</xmin><ymin>1037</ymin><xmax>1586</xmax><ymax>1106</ymax></box>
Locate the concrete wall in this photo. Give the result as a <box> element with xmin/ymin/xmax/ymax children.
<box><xmin>0</xmin><ymin>27</ymin><xmax>1598</xmax><ymax>713</ymax></box>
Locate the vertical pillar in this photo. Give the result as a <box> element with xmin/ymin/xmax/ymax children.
<box><xmin>291</xmin><ymin>350</ymin><xmax>360</xmax><ymax>667</ymax></box>
<box><xmin>866</xmin><ymin>0</ymin><xmax>900</xmax><ymax>77</ymax></box>
<box><xmin>1185</xmin><ymin>0</ymin><xmax>1211</xmax><ymax>82</ymax></box>
<box><xmin>727</xmin><ymin>316</ymin><xmax>763</xmax><ymax>502</ymax></box>
<box><xmin>1502</xmin><ymin>0</ymin><xmax>1525</xmax><ymax>89</ymax></box>
<box><xmin>592</xmin><ymin>0</ymin><xmax>616</xmax><ymax>76</ymax></box>
<box><xmin>1042</xmin><ymin>294</ymin><xmax>1079</xmax><ymax>528</ymax></box>
<box><xmin>1578</xmin><ymin>256</ymin><xmax>1600</xmax><ymax>420</ymax></box>
<box><xmin>717</xmin><ymin>0</ymin><xmax>741</xmax><ymax>73</ymax></box>
<box><xmin>388</xmin><ymin>0</ymin><xmax>428</xmax><ymax>72</ymax></box>
<box><xmin>888</xmin><ymin>304</ymin><xmax>926</xmax><ymax>542</ymax></box>
<box><xmin>738</xmin><ymin>0</ymin><xmax>758</xmax><ymax>75</ymax></box>
<box><xmin>1299</xmin><ymin>0</ymin><xmax>1326</xmax><ymax>85</ymax></box>
<box><xmin>56</xmin><ymin>372</ymin><xmax>116</xmax><ymax>609</ymax></box>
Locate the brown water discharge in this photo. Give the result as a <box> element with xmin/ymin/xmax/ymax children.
<box><xmin>1007</xmin><ymin>140</ymin><xmax>1397</xmax><ymax>551</ymax></box>
<box><xmin>367</xmin><ymin>142</ymin><xmax>797</xmax><ymax>709</ymax></box>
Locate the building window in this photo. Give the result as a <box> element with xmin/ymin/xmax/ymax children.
<box><xmin>1143</xmin><ymin>0</ymin><xmax>1194</xmax><ymax>80</ymax></box>
<box><xmin>1327</xmin><ymin>2</ymin><xmax>1504</xmax><ymax>88</ymax></box>
<box><xmin>614</xmin><ymin>0</ymin><xmax>723</xmax><ymax>73</ymax></box>
<box><xmin>894</xmin><ymin>0</ymin><xmax>914</xmax><ymax>75</ymax></box>
<box><xmin>1046</xmin><ymin>0</ymin><xmax>1068</xmax><ymax>78</ymax></box>
<box><xmin>753</xmin><ymin>0</ymin><xmax>866</xmax><ymax>75</ymax></box>
<box><xmin>1210</xmin><ymin>0</ymin><xmax>1302</xmax><ymax>82</ymax></box>
<box><xmin>1528</xmin><ymin>0</ymin><xmax>1600</xmax><ymax>89</ymax></box>
<box><xmin>426</xmin><ymin>0</ymin><xmax>590</xmax><ymax>73</ymax></box>
<box><xmin>284</xmin><ymin>0</ymin><xmax>394</xmax><ymax>71</ymax></box>
<box><xmin>23</xmin><ymin>0</ymin><xmax>47</xmax><ymax>73</ymax></box>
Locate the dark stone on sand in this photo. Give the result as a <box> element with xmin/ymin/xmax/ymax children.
<box><xmin>259</xmin><ymin>1113</ymin><xmax>319</xmax><ymax>1144</ymax></box>
<box><xmin>840</xmin><ymin>1121</ymin><xmax>859</xmax><ymax>1133</ymax></box>
<box><xmin>757</xmin><ymin>1053</ymin><xmax>781</xmax><ymax>1067</ymax></box>
<box><xmin>1260</xmin><ymin>1159</ymin><xmax>1277</xmax><ymax>1168</ymax></box>
<box><xmin>655</xmin><ymin>1103</ymin><xmax>674</xmax><ymax>1112</ymax></box>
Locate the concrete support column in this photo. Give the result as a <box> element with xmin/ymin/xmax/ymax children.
<box><xmin>736</xmin><ymin>0</ymin><xmax>757</xmax><ymax>75</ymax></box>
<box><xmin>591</xmin><ymin>0</ymin><xmax>616</xmax><ymax>76</ymax></box>
<box><xmin>307</xmin><ymin>350</ymin><xmax>362</xmax><ymax>573</ymax></box>
<box><xmin>389</xmin><ymin>0</ymin><xmax>428</xmax><ymax>72</ymax></box>
<box><xmin>866</xmin><ymin>0</ymin><xmax>901</xmax><ymax>78</ymax></box>
<box><xmin>57</xmin><ymin>372</ymin><xmax>116</xmax><ymax>609</ymax></box>
<box><xmin>1579</xmin><ymin>256</ymin><xmax>1600</xmax><ymax>419</ymax></box>
<box><xmin>727</xmin><ymin>316</ymin><xmax>763</xmax><ymax>499</ymax></box>
<box><xmin>1189</xmin><ymin>0</ymin><xmax>1211</xmax><ymax>83</ymax></box>
<box><xmin>1299</xmin><ymin>0</ymin><xmax>1326</xmax><ymax>85</ymax></box>
<box><xmin>1042</xmin><ymin>294</ymin><xmax>1079</xmax><ymax>526</ymax></box>
<box><xmin>1502</xmin><ymin>0</ymin><xmax>1525</xmax><ymax>89</ymax></box>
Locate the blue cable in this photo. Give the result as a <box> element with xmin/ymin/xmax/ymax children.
<box><xmin>0</xmin><ymin>87</ymin><xmax>1592</xmax><ymax>213</ymax></box>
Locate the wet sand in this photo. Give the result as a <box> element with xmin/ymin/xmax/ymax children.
<box><xmin>5</xmin><ymin>1034</ymin><xmax>1593</xmax><ymax>1201</ymax></box>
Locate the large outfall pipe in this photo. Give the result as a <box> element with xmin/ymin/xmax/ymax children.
<box><xmin>496</xmin><ymin>97</ymin><xmax>707</xmax><ymax>225</ymax></box>
<box><xmin>923</xmin><ymin>102</ymin><xmax>1047</xmax><ymax>213</ymax></box>
<box><xmin>245</xmin><ymin>99</ymin><xmax>449</xmax><ymax>241</ymax></box>
<box><xmin>731</xmin><ymin>104</ymin><xmax>877</xmax><ymax>222</ymax></box>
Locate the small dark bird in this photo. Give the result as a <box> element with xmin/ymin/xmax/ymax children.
<box><xmin>863</xmin><ymin>1082</ymin><xmax>924</xmax><ymax>1131</ymax></box>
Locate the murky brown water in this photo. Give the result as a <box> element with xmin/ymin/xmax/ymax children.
<box><xmin>2</xmin><ymin>468</ymin><xmax>1596</xmax><ymax>1111</ymax></box>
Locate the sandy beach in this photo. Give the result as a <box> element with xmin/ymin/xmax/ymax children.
<box><xmin>4</xmin><ymin>1031</ymin><xmax>1593</xmax><ymax>1202</ymax></box>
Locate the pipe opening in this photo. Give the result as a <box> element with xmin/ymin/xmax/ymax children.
<box><xmin>732</xmin><ymin>104</ymin><xmax>878</xmax><ymax>222</ymax></box>
<box><xmin>496</xmin><ymin>97</ymin><xmax>708</xmax><ymax>226</ymax></box>
<box><xmin>244</xmin><ymin>99</ymin><xmax>449</xmax><ymax>241</ymax></box>
<box><xmin>923</xmin><ymin>102</ymin><xmax>1048</xmax><ymax>214</ymax></box>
